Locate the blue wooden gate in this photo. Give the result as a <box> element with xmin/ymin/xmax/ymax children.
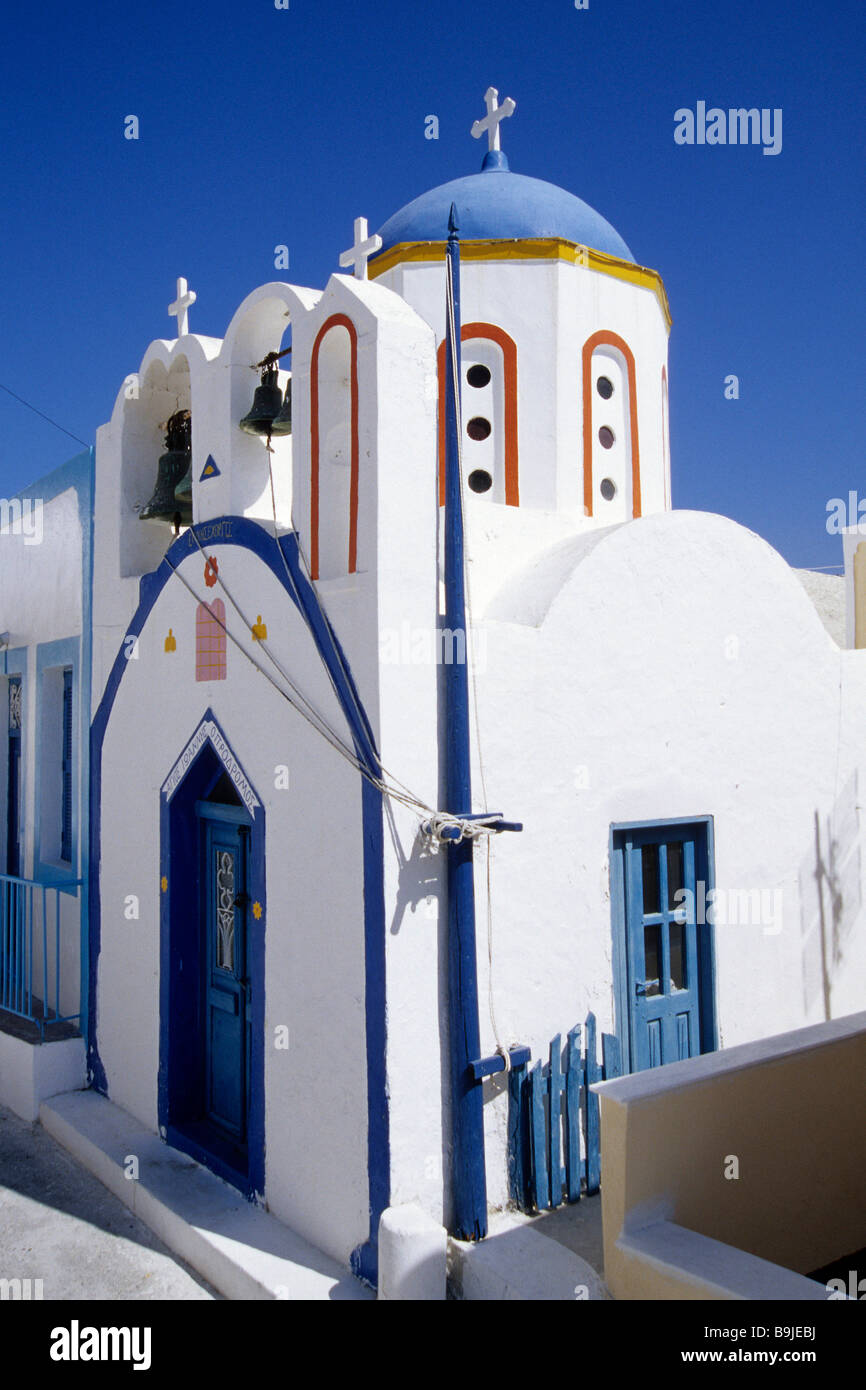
<box><xmin>508</xmin><ymin>1013</ymin><xmax>621</xmax><ymax>1211</ymax></box>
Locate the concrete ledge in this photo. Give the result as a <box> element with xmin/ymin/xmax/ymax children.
<box><xmin>448</xmin><ymin>1210</ymin><xmax>609</xmax><ymax>1301</ymax></box>
<box><xmin>0</xmin><ymin>1030</ymin><xmax>85</xmax><ymax>1122</ymax></box>
<box><xmin>616</xmin><ymin>1220</ymin><xmax>833</xmax><ymax>1301</ymax></box>
<box><xmin>40</xmin><ymin>1090</ymin><xmax>372</xmax><ymax>1301</ymax></box>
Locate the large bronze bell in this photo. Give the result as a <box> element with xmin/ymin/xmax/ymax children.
<box><xmin>239</xmin><ymin>367</ymin><xmax>282</xmax><ymax>436</ymax></box>
<box><xmin>270</xmin><ymin>376</ymin><xmax>292</xmax><ymax>436</ymax></box>
<box><xmin>140</xmin><ymin>410</ymin><xmax>193</xmax><ymax>526</ymax></box>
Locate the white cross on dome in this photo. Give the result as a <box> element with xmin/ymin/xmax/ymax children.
<box><xmin>471</xmin><ymin>86</ymin><xmax>516</xmax><ymax>153</ymax></box>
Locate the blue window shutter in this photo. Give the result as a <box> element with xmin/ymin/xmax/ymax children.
<box><xmin>61</xmin><ymin>669</ymin><xmax>73</xmax><ymax>862</ymax></box>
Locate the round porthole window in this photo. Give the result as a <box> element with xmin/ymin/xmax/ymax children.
<box><xmin>467</xmin><ymin>364</ymin><xmax>491</xmax><ymax>388</ymax></box>
<box><xmin>596</xmin><ymin>376</ymin><xmax>614</xmax><ymax>400</ymax></box>
<box><xmin>467</xmin><ymin>417</ymin><xmax>491</xmax><ymax>441</ymax></box>
<box><xmin>598</xmin><ymin>426</ymin><xmax>615</xmax><ymax>449</ymax></box>
<box><xmin>600</xmin><ymin>477</ymin><xmax>617</xmax><ymax>501</ymax></box>
<box><xmin>468</xmin><ymin>470</ymin><xmax>493</xmax><ymax>493</ymax></box>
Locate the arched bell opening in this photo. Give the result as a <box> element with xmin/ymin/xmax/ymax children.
<box><xmin>226</xmin><ymin>297</ymin><xmax>294</xmax><ymax>521</ymax></box>
<box><xmin>120</xmin><ymin>356</ymin><xmax>192</xmax><ymax>579</ymax></box>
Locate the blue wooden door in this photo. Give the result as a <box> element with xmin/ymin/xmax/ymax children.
<box><xmin>200</xmin><ymin>810</ymin><xmax>250</xmax><ymax>1140</ymax></box>
<box><xmin>620</xmin><ymin>823</ymin><xmax>716</xmax><ymax>1071</ymax></box>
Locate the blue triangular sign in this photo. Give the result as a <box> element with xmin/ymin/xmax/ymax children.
<box><xmin>199</xmin><ymin>454</ymin><xmax>221</xmax><ymax>481</ymax></box>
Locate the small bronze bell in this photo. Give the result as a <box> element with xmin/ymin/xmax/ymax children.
<box><xmin>269</xmin><ymin>376</ymin><xmax>292</xmax><ymax>436</ymax></box>
<box><xmin>140</xmin><ymin>410</ymin><xmax>193</xmax><ymax>527</ymax></box>
<box><xmin>239</xmin><ymin>367</ymin><xmax>282</xmax><ymax>436</ymax></box>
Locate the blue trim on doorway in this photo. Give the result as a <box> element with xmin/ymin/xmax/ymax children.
<box><xmin>89</xmin><ymin>517</ymin><xmax>390</xmax><ymax>1281</ymax></box>
<box><xmin>158</xmin><ymin>708</ymin><xmax>266</xmax><ymax>1199</ymax></box>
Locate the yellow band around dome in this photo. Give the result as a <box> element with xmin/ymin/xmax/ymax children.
<box><xmin>368</xmin><ymin>237</ymin><xmax>672</xmax><ymax>330</ymax></box>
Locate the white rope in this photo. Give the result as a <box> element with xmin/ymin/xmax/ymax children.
<box><xmin>424</xmin><ymin>811</ymin><xmax>504</xmax><ymax>843</ymax></box>
<box><xmin>168</xmin><ymin>522</ymin><xmax>505</xmax><ymax>836</ymax></box>
<box><xmin>185</xmin><ymin>529</ymin><xmax>383</xmax><ymax>785</ymax></box>
<box><xmin>264</xmin><ymin>455</ymin><xmax>443</xmax><ymax>818</ymax></box>
<box><xmin>162</xmin><ymin>545</ymin><xmax>401</xmax><ymax>801</ymax></box>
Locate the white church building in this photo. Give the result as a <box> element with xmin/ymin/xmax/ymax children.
<box><xmin>2</xmin><ymin>90</ymin><xmax>865</xmax><ymax>1293</ymax></box>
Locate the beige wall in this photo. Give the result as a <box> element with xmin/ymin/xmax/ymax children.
<box><xmin>597</xmin><ymin>1013</ymin><xmax>866</xmax><ymax>1299</ymax></box>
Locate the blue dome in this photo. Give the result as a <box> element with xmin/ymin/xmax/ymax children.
<box><xmin>376</xmin><ymin>154</ymin><xmax>634</xmax><ymax>264</ymax></box>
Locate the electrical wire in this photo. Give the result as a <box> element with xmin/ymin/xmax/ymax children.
<box><xmin>0</xmin><ymin>381</ymin><xmax>89</xmax><ymax>447</ymax></box>
<box><xmin>161</xmin><ymin>547</ymin><xmax>378</xmax><ymax>786</ymax></box>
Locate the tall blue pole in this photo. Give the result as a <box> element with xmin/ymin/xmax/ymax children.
<box><xmin>443</xmin><ymin>204</ymin><xmax>487</xmax><ymax>1240</ymax></box>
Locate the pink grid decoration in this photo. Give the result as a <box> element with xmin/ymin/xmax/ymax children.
<box><xmin>196</xmin><ymin>599</ymin><xmax>227</xmax><ymax>682</ymax></box>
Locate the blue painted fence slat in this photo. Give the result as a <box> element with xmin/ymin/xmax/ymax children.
<box><xmin>585</xmin><ymin>1012</ymin><xmax>601</xmax><ymax>1194</ymax></box>
<box><xmin>565</xmin><ymin>1027</ymin><xmax>582</xmax><ymax>1203</ymax></box>
<box><xmin>508</xmin><ymin>1013</ymin><xmax>620</xmax><ymax>1212</ymax></box>
<box><xmin>548</xmin><ymin>1034</ymin><xmax>562</xmax><ymax>1209</ymax></box>
<box><xmin>602</xmin><ymin>1031</ymin><xmax>622</xmax><ymax>1082</ymax></box>
<box><xmin>529</xmin><ymin>1061</ymin><xmax>550</xmax><ymax>1210</ymax></box>
<box><xmin>507</xmin><ymin>1057</ymin><xmax>530</xmax><ymax>1209</ymax></box>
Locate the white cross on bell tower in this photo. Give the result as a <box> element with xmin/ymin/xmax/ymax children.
<box><xmin>168</xmin><ymin>277</ymin><xmax>196</xmax><ymax>337</ymax></box>
<box><xmin>339</xmin><ymin>217</ymin><xmax>383</xmax><ymax>280</ymax></box>
<box><xmin>471</xmin><ymin>86</ymin><xmax>516</xmax><ymax>152</ymax></box>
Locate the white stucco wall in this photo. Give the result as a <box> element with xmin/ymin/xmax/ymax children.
<box><xmin>470</xmin><ymin>509</ymin><xmax>866</xmax><ymax>1206</ymax></box>
<box><xmin>0</xmin><ymin>488</ymin><xmax>82</xmax><ymax>645</ymax></box>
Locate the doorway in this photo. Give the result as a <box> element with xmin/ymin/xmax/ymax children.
<box><xmin>159</xmin><ymin>726</ymin><xmax>265</xmax><ymax>1196</ymax></box>
<box><xmin>612</xmin><ymin>819</ymin><xmax>717</xmax><ymax>1072</ymax></box>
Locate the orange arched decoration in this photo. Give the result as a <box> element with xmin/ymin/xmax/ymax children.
<box><xmin>310</xmin><ymin>313</ymin><xmax>359</xmax><ymax>581</ymax></box>
<box><xmin>582</xmin><ymin>331</ymin><xmax>641</xmax><ymax>519</ymax></box>
<box><xmin>437</xmin><ymin>322</ymin><xmax>519</xmax><ymax>507</ymax></box>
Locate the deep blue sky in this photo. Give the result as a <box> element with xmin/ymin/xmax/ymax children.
<box><xmin>0</xmin><ymin>0</ymin><xmax>863</xmax><ymax>569</ymax></box>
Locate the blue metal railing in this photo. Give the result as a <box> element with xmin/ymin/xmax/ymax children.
<box><xmin>0</xmin><ymin>872</ymin><xmax>83</xmax><ymax>1037</ymax></box>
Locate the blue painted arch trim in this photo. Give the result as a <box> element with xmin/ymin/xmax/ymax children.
<box><xmin>89</xmin><ymin>516</ymin><xmax>389</xmax><ymax>1283</ymax></box>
